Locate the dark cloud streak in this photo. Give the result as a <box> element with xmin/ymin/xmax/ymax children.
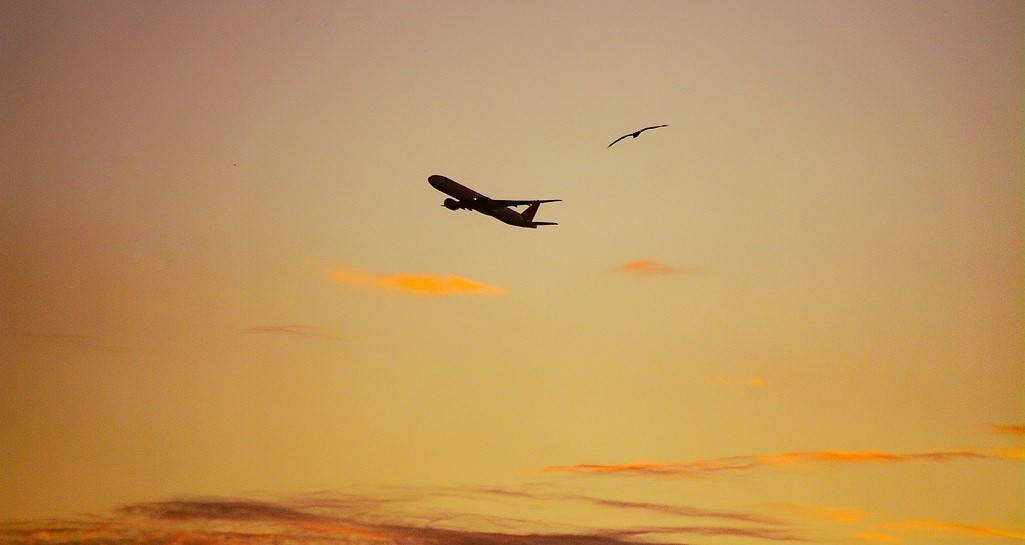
<box><xmin>21</xmin><ymin>331</ymin><xmax>119</xmax><ymax>352</ymax></box>
<box><xmin>467</xmin><ymin>486</ymin><xmax>778</xmax><ymax>525</ymax></box>
<box><xmin>245</xmin><ymin>324</ymin><xmax>342</xmax><ymax>341</ymax></box>
<box><xmin>119</xmin><ymin>498</ymin><xmax>317</xmax><ymax>522</ymax></box>
<box><xmin>2</xmin><ymin>493</ymin><xmax>812</xmax><ymax>545</ymax></box>
<box><xmin>990</xmin><ymin>424</ymin><xmax>1025</xmax><ymax>436</ymax></box>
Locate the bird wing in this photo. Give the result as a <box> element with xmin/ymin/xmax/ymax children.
<box><xmin>607</xmin><ymin>134</ymin><xmax>631</xmax><ymax>148</ymax></box>
<box><xmin>638</xmin><ymin>124</ymin><xmax>668</xmax><ymax>133</ymax></box>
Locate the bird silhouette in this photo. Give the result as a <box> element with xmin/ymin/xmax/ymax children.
<box><xmin>607</xmin><ymin>124</ymin><xmax>668</xmax><ymax>148</ymax></box>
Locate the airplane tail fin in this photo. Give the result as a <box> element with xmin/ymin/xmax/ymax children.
<box><xmin>521</xmin><ymin>201</ymin><xmax>559</xmax><ymax>227</ymax></box>
<box><xmin>521</xmin><ymin>202</ymin><xmax>542</xmax><ymax>222</ymax></box>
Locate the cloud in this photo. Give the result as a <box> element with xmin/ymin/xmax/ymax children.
<box><xmin>297</xmin><ymin>521</ymin><xmax>394</xmax><ymax>541</ymax></box>
<box><xmin>583</xmin><ymin>497</ymin><xmax>775</xmax><ymax>525</ymax></box>
<box><xmin>465</xmin><ymin>486</ymin><xmax>778</xmax><ymax>525</ymax></box>
<box><xmin>374</xmin><ymin>526</ymin><xmax>661</xmax><ymax>545</ymax></box>
<box><xmin>992</xmin><ymin>447</ymin><xmax>1025</xmax><ymax>459</ymax></box>
<box><xmin>119</xmin><ymin>498</ymin><xmax>316</xmax><ymax>521</ymax></box>
<box><xmin>381</xmin><ymin>523</ymin><xmax>810</xmax><ymax>545</ymax></box>
<box><xmin>763</xmin><ymin>504</ymin><xmax>863</xmax><ymax>523</ymax></box>
<box><xmin>606</xmin><ymin>525</ymin><xmax>809</xmax><ymax>542</ymax></box>
<box><xmin>859</xmin><ymin>531</ymin><xmax>901</xmax><ymax>542</ymax></box>
<box><xmin>990</xmin><ymin>424</ymin><xmax>1025</xmax><ymax>436</ymax></box>
<box><xmin>539</xmin><ymin>449</ymin><xmax>1019</xmax><ymax>477</ymax></box>
<box><xmin>715</xmin><ymin>376</ymin><xmax>768</xmax><ymax>387</ymax></box>
<box><xmin>540</xmin><ymin>460</ymin><xmax>720</xmax><ymax>477</ymax></box>
<box><xmin>752</xmin><ymin>450</ymin><xmax>988</xmax><ymax>466</ymax></box>
<box><xmin>330</xmin><ymin>268</ymin><xmax>505</xmax><ymax>296</ymax></box>
<box><xmin>616</xmin><ymin>260</ymin><xmax>695</xmax><ymax>275</ymax></box>
<box><xmin>1</xmin><ymin>493</ymin><xmax>812</xmax><ymax>545</ymax></box>
<box><xmin>3</xmin><ymin>498</ymin><xmax>402</xmax><ymax>545</ymax></box>
<box><xmin>21</xmin><ymin>490</ymin><xmax>1023</xmax><ymax>545</ymax></box>
<box><xmin>245</xmin><ymin>324</ymin><xmax>342</xmax><ymax>341</ymax></box>
<box><xmin>21</xmin><ymin>331</ymin><xmax>119</xmax><ymax>352</ymax></box>
<box><xmin>883</xmin><ymin>519</ymin><xmax>1025</xmax><ymax>539</ymax></box>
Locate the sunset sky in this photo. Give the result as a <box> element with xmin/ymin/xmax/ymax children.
<box><xmin>1</xmin><ymin>1</ymin><xmax>1022</xmax><ymax>544</ymax></box>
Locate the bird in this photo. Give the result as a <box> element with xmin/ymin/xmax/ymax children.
<box><xmin>607</xmin><ymin>124</ymin><xmax>668</xmax><ymax>148</ymax></box>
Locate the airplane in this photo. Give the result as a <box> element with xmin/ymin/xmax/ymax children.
<box><xmin>428</xmin><ymin>174</ymin><xmax>560</xmax><ymax>228</ymax></box>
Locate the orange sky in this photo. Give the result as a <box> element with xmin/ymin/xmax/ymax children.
<box><xmin>1</xmin><ymin>1</ymin><xmax>1022</xmax><ymax>544</ymax></box>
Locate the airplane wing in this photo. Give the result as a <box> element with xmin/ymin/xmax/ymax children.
<box><xmin>486</xmin><ymin>199</ymin><xmax>562</xmax><ymax>208</ymax></box>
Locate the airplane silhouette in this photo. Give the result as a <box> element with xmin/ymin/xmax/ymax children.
<box><xmin>429</xmin><ymin>175</ymin><xmax>560</xmax><ymax>229</ymax></box>
<box><xmin>608</xmin><ymin>124</ymin><xmax>668</xmax><ymax>148</ymax></box>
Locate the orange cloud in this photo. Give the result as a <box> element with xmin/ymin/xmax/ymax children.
<box><xmin>540</xmin><ymin>460</ymin><xmax>754</xmax><ymax>477</ymax></box>
<box><xmin>18</xmin><ymin>524</ymin><xmax>112</xmax><ymax>544</ymax></box>
<box><xmin>750</xmin><ymin>451</ymin><xmax>978</xmax><ymax>467</ymax></box>
<box><xmin>992</xmin><ymin>447</ymin><xmax>1025</xmax><ymax>459</ymax></box>
<box><xmin>617</xmin><ymin>260</ymin><xmax>697</xmax><ymax>275</ymax></box>
<box><xmin>991</xmin><ymin>424</ymin><xmax>1025</xmax><ymax>436</ymax></box>
<box><xmin>884</xmin><ymin>519</ymin><xmax>1025</xmax><ymax>539</ymax></box>
<box><xmin>160</xmin><ymin>531</ymin><xmax>224</xmax><ymax>545</ymax></box>
<box><xmin>299</xmin><ymin>521</ymin><xmax>391</xmax><ymax>541</ymax></box>
<box><xmin>329</xmin><ymin>268</ymin><xmax>504</xmax><ymax>295</ymax></box>
<box><xmin>713</xmin><ymin>376</ymin><xmax>768</xmax><ymax>387</ymax></box>
<box><xmin>765</xmin><ymin>503</ymin><xmax>862</xmax><ymax>523</ymax></box>
<box><xmin>539</xmin><ymin>449</ymin><xmax>1014</xmax><ymax>477</ymax></box>
<box><xmin>246</xmin><ymin>324</ymin><xmax>342</xmax><ymax>341</ymax></box>
<box><xmin>859</xmin><ymin>531</ymin><xmax>901</xmax><ymax>542</ymax></box>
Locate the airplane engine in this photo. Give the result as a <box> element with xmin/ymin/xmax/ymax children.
<box><xmin>443</xmin><ymin>198</ymin><xmax>460</xmax><ymax>210</ymax></box>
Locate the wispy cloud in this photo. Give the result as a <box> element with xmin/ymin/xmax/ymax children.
<box><xmin>9</xmin><ymin>489</ymin><xmax>1019</xmax><ymax>545</ymax></box>
<box><xmin>245</xmin><ymin>324</ymin><xmax>342</xmax><ymax>341</ymax></box>
<box><xmin>616</xmin><ymin>260</ymin><xmax>696</xmax><ymax>275</ymax></box>
<box><xmin>0</xmin><ymin>492</ymin><xmax>811</xmax><ymax>545</ymax></box>
<box><xmin>4</xmin><ymin>281</ymin><xmax>46</xmax><ymax>294</ymax></box>
<box><xmin>465</xmin><ymin>486</ymin><xmax>778</xmax><ymax>525</ymax></box>
<box><xmin>296</xmin><ymin>521</ymin><xmax>395</xmax><ymax>541</ymax></box>
<box><xmin>859</xmin><ymin>531</ymin><xmax>901</xmax><ymax>542</ymax></box>
<box><xmin>120</xmin><ymin>498</ymin><xmax>317</xmax><ymax>521</ymax></box>
<box><xmin>330</xmin><ymin>268</ymin><xmax>505</xmax><ymax>296</ymax></box>
<box><xmin>21</xmin><ymin>331</ymin><xmax>119</xmax><ymax>352</ymax></box>
<box><xmin>883</xmin><ymin>519</ymin><xmax>1025</xmax><ymax>540</ymax></box>
<box><xmin>539</xmin><ymin>449</ymin><xmax>1019</xmax><ymax>477</ymax></box>
<box><xmin>987</xmin><ymin>447</ymin><xmax>1025</xmax><ymax>460</ymax></box>
<box><xmin>990</xmin><ymin>424</ymin><xmax>1025</xmax><ymax>436</ymax></box>
<box><xmin>608</xmin><ymin>525</ymin><xmax>809</xmax><ymax>542</ymax></box>
<box><xmin>763</xmin><ymin>503</ymin><xmax>863</xmax><ymax>523</ymax></box>
<box><xmin>714</xmin><ymin>376</ymin><xmax>768</xmax><ymax>387</ymax></box>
